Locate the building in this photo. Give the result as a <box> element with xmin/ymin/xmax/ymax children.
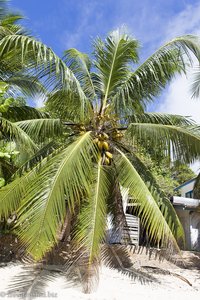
<box><xmin>171</xmin><ymin>177</ymin><xmax>200</xmax><ymax>251</ymax></box>
<box><xmin>174</xmin><ymin>177</ymin><xmax>196</xmax><ymax>198</ymax></box>
<box><xmin>109</xmin><ymin>181</ymin><xmax>200</xmax><ymax>251</ymax></box>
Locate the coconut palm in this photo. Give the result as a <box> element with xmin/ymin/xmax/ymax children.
<box><xmin>1</xmin><ymin>28</ymin><xmax>200</xmax><ymax>289</ymax></box>
<box><xmin>0</xmin><ymin>88</ymin><xmax>48</xmax><ymax>183</ymax></box>
<box><xmin>0</xmin><ymin>0</ymin><xmax>49</xmax><ymax>182</ymax></box>
<box><xmin>0</xmin><ymin>0</ymin><xmax>45</xmax><ymax>99</ymax></box>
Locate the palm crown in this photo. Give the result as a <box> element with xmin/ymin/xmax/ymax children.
<box><xmin>1</xmin><ymin>28</ymin><xmax>200</xmax><ymax>278</ymax></box>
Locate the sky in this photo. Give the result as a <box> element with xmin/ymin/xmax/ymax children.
<box><xmin>10</xmin><ymin>0</ymin><xmax>200</xmax><ymax>172</ymax></box>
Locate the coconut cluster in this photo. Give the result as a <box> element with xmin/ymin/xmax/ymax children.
<box><xmin>93</xmin><ymin>132</ymin><xmax>113</xmax><ymax>165</ymax></box>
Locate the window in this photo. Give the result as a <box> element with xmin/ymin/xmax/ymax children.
<box><xmin>185</xmin><ymin>191</ymin><xmax>193</xmax><ymax>198</ymax></box>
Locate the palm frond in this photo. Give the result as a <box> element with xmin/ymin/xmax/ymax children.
<box><xmin>191</xmin><ymin>65</ymin><xmax>200</xmax><ymax>98</ymax></box>
<box><xmin>127</xmin><ymin>122</ymin><xmax>200</xmax><ymax>163</ymax></box>
<box><xmin>13</xmin><ymin>141</ymin><xmax>58</xmax><ymax>177</ymax></box>
<box><xmin>15</xmin><ymin>118</ymin><xmax>62</xmax><ymax>142</ymax></box>
<box><xmin>1</xmin><ymin>14</ymin><xmax>24</xmax><ymax>26</ymax></box>
<box><xmin>0</xmin><ymin>160</ymin><xmax>44</xmax><ymax>219</ymax></box>
<box><xmin>0</xmin><ymin>117</ymin><xmax>38</xmax><ymax>153</ymax></box>
<box><xmin>0</xmin><ymin>34</ymin><xmax>91</xmax><ymax>121</ymax></box>
<box><xmin>4</xmin><ymin>74</ymin><xmax>46</xmax><ymax>98</ymax></box>
<box><xmin>112</xmin><ymin>35</ymin><xmax>200</xmax><ymax>114</ymax></box>
<box><xmin>0</xmin><ymin>96</ymin><xmax>13</xmax><ymax>112</ymax></box>
<box><xmin>45</xmin><ymin>89</ymin><xmax>93</xmax><ymax>123</ymax></box>
<box><xmin>63</xmin><ymin>48</ymin><xmax>96</xmax><ymax>101</ymax></box>
<box><xmin>74</xmin><ymin>159</ymin><xmax>110</xmax><ymax>264</ymax></box>
<box><xmin>114</xmin><ymin>148</ymin><xmax>183</xmax><ymax>250</ymax></box>
<box><xmin>69</xmin><ymin>160</ymin><xmax>111</xmax><ymax>293</ymax></box>
<box><xmin>15</xmin><ymin>132</ymin><xmax>96</xmax><ymax>260</ymax></box>
<box><xmin>2</xmin><ymin>106</ymin><xmax>49</xmax><ymax>122</ymax></box>
<box><xmin>0</xmin><ymin>1</ymin><xmax>25</xmax><ymax>35</ymax></box>
<box><xmin>0</xmin><ymin>144</ymin><xmax>65</xmax><ymax>219</ymax></box>
<box><xmin>113</xmin><ymin>142</ymin><xmax>185</xmax><ymax>247</ymax></box>
<box><xmin>126</xmin><ymin>112</ymin><xmax>195</xmax><ymax>126</ymax></box>
<box><xmin>131</xmin><ymin>154</ymin><xmax>184</xmax><ymax>246</ymax></box>
<box><xmin>93</xmin><ymin>28</ymin><xmax>139</xmax><ymax>112</ymax></box>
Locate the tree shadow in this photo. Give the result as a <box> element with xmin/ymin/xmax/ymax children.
<box><xmin>4</xmin><ymin>238</ymin><xmax>198</xmax><ymax>297</ymax></box>
<box><xmin>175</xmin><ymin>251</ymin><xmax>200</xmax><ymax>270</ymax></box>
<box><xmin>5</xmin><ymin>263</ymin><xmax>68</xmax><ymax>299</ymax></box>
<box><xmin>101</xmin><ymin>244</ymin><xmax>158</xmax><ymax>284</ymax></box>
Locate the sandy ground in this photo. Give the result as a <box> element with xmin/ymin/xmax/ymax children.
<box><xmin>0</xmin><ymin>247</ymin><xmax>200</xmax><ymax>300</ymax></box>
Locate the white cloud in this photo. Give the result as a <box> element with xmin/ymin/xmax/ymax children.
<box><xmin>158</xmin><ymin>72</ymin><xmax>200</xmax><ymax>123</ymax></box>
<box><xmin>156</xmin><ymin>3</ymin><xmax>200</xmax><ymax>174</ymax></box>
<box><xmin>164</xmin><ymin>2</ymin><xmax>200</xmax><ymax>40</ymax></box>
<box><xmin>32</xmin><ymin>96</ymin><xmax>45</xmax><ymax>108</ymax></box>
<box><xmin>157</xmin><ymin>72</ymin><xmax>200</xmax><ymax>174</ymax></box>
<box><xmin>157</xmin><ymin>2</ymin><xmax>200</xmax><ymax>124</ymax></box>
<box><xmin>61</xmin><ymin>1</ymin><xmax>104</xmax><ymax>50</ymax></box>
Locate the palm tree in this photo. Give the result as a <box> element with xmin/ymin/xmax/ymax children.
<box><xmin>0</xmin><ymin>83</ymin><xmax>48</xmax><ymax>183</ymax></box>
<box><xmin>0</xmin><ymin>0</ymin><xmax>45</xmax><ymax>98</ymax></box>
<box><xmin>1</xmin><ymin>28</ymin><xmax>200</xmax><ymax>290</ymax></box>
<box><xmin>0</xmin><ymin>0</ymin><xmax>48</xmax><ymax>183</ymax></box>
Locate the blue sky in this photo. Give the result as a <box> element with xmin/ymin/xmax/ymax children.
<box><xmin>10</xmin><ymin>0</ymin><xmax>200</xmax><ymax>172</ymax></box>
<box><xmin>11</xmin><ymin>0</ymin><xmax>199</xmax><ymax>57</ymax></box>
<box><xmin>10</xmin><ymin>0</ymin><xmax>200</xmax><ymax>110</ymax></box>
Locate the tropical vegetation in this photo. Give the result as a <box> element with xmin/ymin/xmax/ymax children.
<box><xmin>1</xmin><ymin>0</ymin><xmax>200</xmax><ymax>291</ymax></box>
<box><xmin>136</xmin><ymin>150</ymin><xmax>196</xmax><ymax>197</ymax></box>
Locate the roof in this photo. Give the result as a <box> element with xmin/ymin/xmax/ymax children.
<box><xmin>174</xmin><ymin>177</ymin><xmax>197</xmax><ymax>191</ymax></box>
<box><xmin>172</xmin><ymin>196</ymin><xmax>200</xmax><ymax>209</ymax></box>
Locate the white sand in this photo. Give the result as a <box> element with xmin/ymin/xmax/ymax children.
<box><xmin>0</xmin><ymin>261</ymin><xmax>199</xmax><ymax>300</ymax></box>
<box><xmin>0</xmin><ymin>263</ymin><xmax>200</xmax><ymax>300</ymax></box>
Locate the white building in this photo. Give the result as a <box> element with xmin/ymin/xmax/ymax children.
<box><xmin>174</xmin><ymin>177</ymin><xmax>196</xmax><ymax>198</ymax></box>
<box><xmin>109</xmin><ymin>180</ymin><xmax>200</xmax><ymax>252</ymax></box>
<box><xmin>171</xmin><ymin>177</ymin><xmax>200</xmax><ymax>251</ymax></box>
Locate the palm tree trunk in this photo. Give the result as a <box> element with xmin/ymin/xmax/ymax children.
<box><xmin>57</xmin><ymin>207</ymin><xmax>72</xmax><ymax>242</ymax></box>
<box><xmin>109</xmin><ymin>183</ymin><xmax>127</xmax><ymax>243</ymax></box>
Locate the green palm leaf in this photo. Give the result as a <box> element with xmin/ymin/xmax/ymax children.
<box><xmin>45</xmin><ymin>89</ymin><xmax>93</xmax><ymax>123</ymax></box>
<box><xmin>114</xmin><ymin>148</ymin><xmax>184</xmax><ymax>249</ymax></box>
<box><xmin>0</xmin><ymin>143</ymin><xmax>64</xmax><ymax>219</ymax></box>
<box><xmin>122</xmin><ymin>148</ymin><xmax>185</xmax><ymax>247</ymax></box>
<box><xmin>16</xmin><ymin>118</ymin><xmax>62</xmax><ymax>142</ymax></box>
<box><xmin>13</xmin><ymin>141</ymin><xmax>58</xmax><ymax>176</ymax></box>
<box><xmin>75</xmin><ymin>159</ymin><xmax>110</xmax><ymax>264</ymax></box>
<box><xmin>93</xmin><ymin>28</ymin><xmax>139</xmax><ymax>112</ymax></box>
<box><xmin>63</xmin><ymin>48</ymin><xmax>96</xmax><ymax>101</ymax></box>
<box><xmin>2</xmin><ymin>105</ymin><xmax>49</xmax><ymax>122</ymax></box>
<box><xmin>191</xmin><ymin>65</ymin><xmax>200</xmax><ymax>98</ymax></box>
<box><xmin>0</xmin><ymin>177</ymin><xmax>30</xmax><ymax>218</ymax></box>
<box><xmin>112</xmin><ymin>35</ymin><xmax>200</xmax><ymax>114</ymax></box>
<box><xmin>1</xmin><ymin>14</ymin><xmax>23</xmax><ymax>26</ymax></box>
<box><xmin>0</xmin><ymin>34</ymin><xmax>91</xmax><ymax>121</ymax></box>
<box><xmin>4</xmin><ymin>74</ymin><xmax>46</xmax><ymax>98</ymax></box>
<box><xmin>0</xmin><ymin>117</ymin><xmax>38</xmax><ymax>153</ymax></box>
<box><xmin>126</xmin><ymin>112</ymin><xmax>195</xmax><ymax>126</ymax></box>
<box><xmin>0</xmin><ymin>157</ymin><xmax>46</xmax><ymax>218</ymax></box>
<box><xmin>127</xmin><ymin>123</ymin><xmax>200</xmax><ymax>163</ymax></box>
<box><xmin>15</xmin><ymin>132</ymin><xmax>96</xmax><ymax>260</ymax></box>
